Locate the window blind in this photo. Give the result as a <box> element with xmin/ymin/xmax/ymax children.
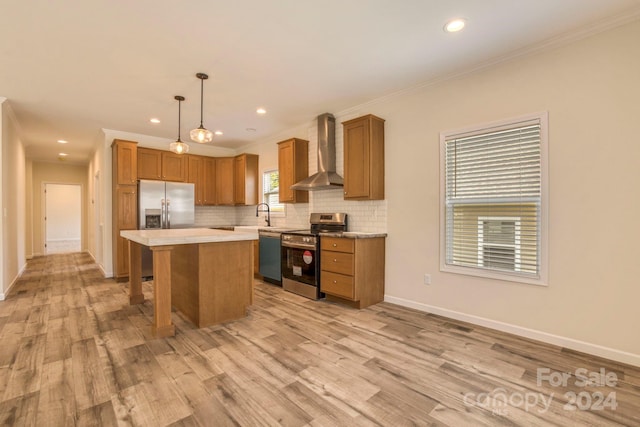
<box><xmin>445</xmin><ymin>120</ymin><xmax>541</xmax><ymax>277</ymax></box>
<box><xmin>263</xmin><ymin>170</ymin><xmax>284</xmax><ymax>213</ymax></box>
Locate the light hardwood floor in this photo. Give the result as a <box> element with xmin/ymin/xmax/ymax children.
<box><xmin>1</xmin><ymin>253</ymin><xmax>639</xmax><ymax>426</ymax></box>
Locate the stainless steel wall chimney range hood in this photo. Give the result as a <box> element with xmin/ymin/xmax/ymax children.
<box><xmin>290</xmin><ymin>113</ymin><xmax>343</xmax><ymax>191</ymax></box>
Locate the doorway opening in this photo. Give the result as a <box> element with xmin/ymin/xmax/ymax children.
<box><xmin>44</xmin><ymin>183</ymin><xmax>82</xmax><ymax>254</ymax></box>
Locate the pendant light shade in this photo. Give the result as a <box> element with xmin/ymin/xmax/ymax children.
<box><xmin>169</xmin><ymin>95</ymin><xmax>189</xmax><ymax>154</ymax></box>
<box><xmin>190</xmin><ymin>73</ymin><xmax>214</xmax><ymax>143</ymax></box>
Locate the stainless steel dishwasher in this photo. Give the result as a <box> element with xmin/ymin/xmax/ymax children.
<box><xmin>259</xmin><ymin>229</ymin><xmax>283</xmax><ymax>284</ymax></box>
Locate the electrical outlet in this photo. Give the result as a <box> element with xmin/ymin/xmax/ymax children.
<box><xmin>424</xmin><ymin>274</ymin><xmax>431</xmax><ymax>285</ymax></box>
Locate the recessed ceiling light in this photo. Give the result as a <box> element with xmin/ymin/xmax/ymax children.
<box><xmin>150</xmin><ymin>118</ymin><xmax>161</xmax><ymax>124</ymax></box>
<box><xmin>256</xmin><ymin>108</ymin><xmax>267</xmax><ymax>115</ymax></box>
<box><xmin>444</xmin><ymin>18</ymin><xmax>466</xmax><ymax>33</ymax></box>
<box><xmin>58</xmin><ymin>152</ymin><xmax>68</xmax><ymax>156</ymax></box>
<box><xmin>57</xmin><ymin>139</ymin><xmax>68</xmax><ymax>144</ymax></box>
<box><xmin>214</xmin><ymin>130</ymin><xmax>223</xmax><ymax>135</ymax></box>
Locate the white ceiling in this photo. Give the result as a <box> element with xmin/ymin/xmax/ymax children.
<box><xmin>2</xmin><ymin>0</ymin><xmax>639</xmax><ymax>164</ymax></box>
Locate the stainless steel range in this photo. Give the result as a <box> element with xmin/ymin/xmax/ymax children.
<box><xmin>281</xmin><ymin>213</ymin><xmax>348</xmax><ymax>299</ymax></box>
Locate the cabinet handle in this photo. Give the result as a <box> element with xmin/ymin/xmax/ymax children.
<box><xmin>333</xmin><ymin>259</ymin><xmax>337</xmax><ymax>262</ymax></box>
<box><xmin>333</xmin><ymin>280</ymin><xmax>337</xmax><ymax>284</ymax></box>
<box><xmin>332</xmin><ymin>243</ymin><xmax>337</xmax><ymax>247</ymax></box>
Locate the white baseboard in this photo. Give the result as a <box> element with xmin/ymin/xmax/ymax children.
<box><xmin>0</xmin><ymin>263</ymin><xmax>27</xmax><ymax>301</ymax></box>
<box><xmin>85</xmin><ymin>251</ymin><xmax>108</xmax><ymax>278</ymax></box>
<box><xmin>46</xmin><ymin>238</ymin><xmax>81</xmax><ymax>242</ymax></box>
<box><xmin>384</xmin><ymin>295</ymin><xmax>640</xmax><ymax>368</ymax></box>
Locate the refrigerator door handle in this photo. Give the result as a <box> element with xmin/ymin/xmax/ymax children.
<box><xmin>166</xmin><ymin>199</ymin><xmax>171</xmax><ymax>229</ymax></box>
<box><xmin>161</xmin><ymin>198</ymin><xmax>166</xmax><ymax>228</ymax></box>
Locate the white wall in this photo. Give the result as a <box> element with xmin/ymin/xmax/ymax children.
<box><xmin>377</xmin><ymin>20</ymin><xmax>640</xmax><ymax>364</ymax></box>
<box><xmin>0</xmin><ymin>98</ymin><xmax>27</xmax><ymax>299</ymax></box>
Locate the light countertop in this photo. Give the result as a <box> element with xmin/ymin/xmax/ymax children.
<box><xmin>121</xmin><ymin>228</ymin><xmax>258</xmax><ymax>247</ymax></box>
<box><xmin>321</xmin><ymin>232</ymin><xmax>387</xmax><ymax>239</ymax></box>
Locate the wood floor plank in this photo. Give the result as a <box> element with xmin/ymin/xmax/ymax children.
<box><xmin>0</xmin><ymin>392</ymin><xmax>40</xmax><ymax>427</ymax></box>
<box><xmin>36</xmin><ymin>359</ymin><xmax>76</xmax><ymax>427</ymax></box>
<box><xmin>75</xmin><ymin>400</ymin><xmax>119</xmax><ymax>427</ymax></box>
<box><xmin>43</xmin><ymin>317</ymin><xmax>72</xmax><ymax>364</ymax></box>
<box><xmin>2</xmin><ymin>333</ymin><xmax>47</xmax><ymax>401</ymax></box>
<box><xmin>71</xmin><ymin>338</ymin><xmax>117</xmax><ymax>411</ymax></box>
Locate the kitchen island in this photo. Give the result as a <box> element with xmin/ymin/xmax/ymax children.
<box><xmin>120</xmin><ymin>228</ymin><xmax>257</xmax><ymax>338</ymax></box>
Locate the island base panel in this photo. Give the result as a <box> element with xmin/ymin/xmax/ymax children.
<box><xmin>171</xmin><ymin>240</ymin><xmax>254</xmax><ymax>328</ymax></box>
<box><xmin>151</xmin><ymin>324</ymin><xmax>176</xmax><ymax>338</ymax></box>
<box><xmin>128</xmin><ymin>241</ymin><xmax>144</xmax><ymax>305</ymax></box>
<box><xmin>151</xmin><ymin>245</ymin><xmax>176</xmax><ymax>338</ymax></box>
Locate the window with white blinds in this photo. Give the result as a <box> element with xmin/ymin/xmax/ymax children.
<box><xmin>440</xmin><ymin>113</ymin><xmax>548</xmax><ymax>284</ymax></box>
<box><xmin>263</xmin><ymin>170</ymin><xmax>284</xmax><ymax>213</ymax></box>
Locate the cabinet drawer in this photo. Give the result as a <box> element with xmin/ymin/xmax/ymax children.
<box><xmin>321</xmin><ymin>237</ymin><xmax>354</xmax><ymax>253</ymax></box>
<box><xmin>321</xmin><ymin>251</ymin><xmax>354</xmax><ymax>275</ymax></box>
<box><xmin>321</xmin><ymin>271</ymin><xmax>355</xmax><ymax>300</ymax></box>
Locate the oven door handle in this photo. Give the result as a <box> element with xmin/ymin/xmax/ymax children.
<box><xmin>282</xmin><ymin>242</ymin><xmax>316</xmax><ymax>250</ymax></box>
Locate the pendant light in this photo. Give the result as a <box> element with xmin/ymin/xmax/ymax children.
<box><xmin>169</xmin><ymin>95</ymin><xmax>190</xmax><ymax>154</ymax></box>
<box><xmin>190</xmin><ymin>73</ymin><xmax>214</xmax><ymax>143</ymax></box>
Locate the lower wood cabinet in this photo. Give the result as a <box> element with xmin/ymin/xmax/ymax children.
<box><xmin>320</xmin><ymin>236</ymin><xmax>385</xmax><ymax>309</ymax></box>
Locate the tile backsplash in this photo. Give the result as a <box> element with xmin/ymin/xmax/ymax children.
<box><xmin>195</xmin><ymin>193</ymin><xmax>387</xmax><ymax>233</ymax></box>
<box><xmin>194</xmin><ymin>206</ymin><xmax>237</xmax><ymax>227</ymax></box>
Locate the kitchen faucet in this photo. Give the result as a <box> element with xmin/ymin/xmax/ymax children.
<box><xmin>256</xmin><ymin>203</ymin><xmax>271</xmax><ymax>227</ymax></box>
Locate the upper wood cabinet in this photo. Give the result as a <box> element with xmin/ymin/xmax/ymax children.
<box><xmin>202</xmin><ymin>157</ymin><xmax>217</xmax><ymax>205</ymax></box>
<box><xmin>187</xmin><ymin>155</ymin><xmax>219</xmax><ymax>206</ymax></box>
<box><xmin>137</xmin><ymin>147</ymin><xmax>162</xmax><ymax>180</ymax></box>
<box><xmin>277</xmin><ymin>138</ymin><xmax>309</xmax><ymax>203</ymax></box>
<box><xmin>137</xmin><ymin>147</ymin><xmax>187</xmax><ymax>182</ymax></box>
<box><xmin>234</xmin><ymin>154</ymin><xmax>259</xmax><ymax>205</ymax></box>
<box><xmin>187</xmin><ymin>155</ymin><xmax>205</xmax><ymax>205</ymax></box>
<box><xmin>342</xmin><ymin>114</ymin><xmax>385</xmax><ymax>200</ymax></box>
<box><xmin>162</xmin><ymin>151</ymin><xmax>188</xmax><ymax>182</ymax></box>
<box><xmin>215</xmin><ymin>157</ymin><xmax>235</xmax><ymax>205</ymax></box>
<box><xmin>113</xmin><ymin>139</ymin><xmax>138</xmax><ymax>185</ymax></box>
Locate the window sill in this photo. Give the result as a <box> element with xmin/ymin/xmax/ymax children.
<box><xmin>440</xmin><ymin>263</ymin><xmax>548</xmax><ymax>287</ymax></box>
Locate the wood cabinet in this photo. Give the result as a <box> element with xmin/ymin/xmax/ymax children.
<box><xmin>342</xmin><ymin>115</ymin><xmax>385</xmax><ymax>200</ymax></box>
<box><xmin>234</xmin><ymin>154</ymin><xmax>259</xmax><ymax>205</ymax></box>
<box><xmin>203</xmin><ymin>157</ymin><xmax>217</xmax><ymax>205</ymax></box>
<box><xmin>187</xmin><ymin>155</ymin><xmax>205</xmax><ymax>205</ymax></box>
<box><xmin>253</xmin><ymin>240</ymin><xmax>260</xmax><ymax>280</ymax></box>
<box><xmin>112</xmin><ymin>139</ymin><xmax>138</xmax><ymax>281</ymax></box>
<box><xmin>162</xmin><ymin>151</ymin><xmax>188</xmax><ymax>182</ymax></box>
<box><xmin>215</xmin><ymin>157</ymin><xmax>235</xmax><ymax>205</ymax></box>
<box><xmin>320</xmin><ymin>236</ymin><xmax>385</xmax><ymax>309</ymax></box>
<box><xmin>277</xmin><ymin>138</ymin><xmax>309</xmax><ymax>203</ymax></box>
<box><xmin>137</xmin><ymin>147</ymin><xmax>188</xmax><ymax>182</ymax></box>
<box><xmin>137</xmin><ymin>147</ymin><xmax>162</xmax><ymax>180</ymax></box>
<box><xmin>188</xmin><ymin>155</ymin><xmax>219</xmax><ymax>206</ymax></box>
<box><xmin>114</xmin><ymin>139</ymin><xmax>138</xmax><ymax>185</ymax></box>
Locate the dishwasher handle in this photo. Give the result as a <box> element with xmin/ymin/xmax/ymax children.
<box><xmin>259</xmin><ymin>231</ymin><xmax>282</xmax><ymax>238</ymax></box>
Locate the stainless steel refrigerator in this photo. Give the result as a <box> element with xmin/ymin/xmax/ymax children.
<box><xmin>138</xmin><ymin>179</ymin><xmax>195</xmax><ymax>277</ymax></box>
